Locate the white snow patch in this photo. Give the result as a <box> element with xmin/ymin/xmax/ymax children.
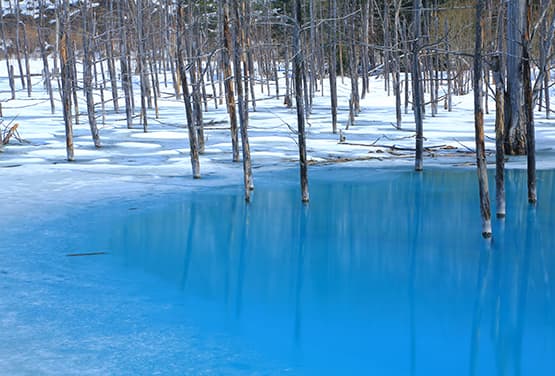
<box><xmin>1</xmin><ymin>58</ymin><xmax>555</xmax><ymax>225</ymax></box>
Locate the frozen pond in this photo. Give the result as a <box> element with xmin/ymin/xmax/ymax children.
<box><xmin>1</xmin><ymin>167</ymin><xmax>555</xmax><ymax>375</ymax></box>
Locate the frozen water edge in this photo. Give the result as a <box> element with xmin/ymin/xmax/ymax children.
<box><xmin>1</xmin><ymin>58</ymin><xmax>555</xmax><ymax>224</ymax></box>
<box><xmin>0</xmin><ymin>60</ymin><xmax>555</xmax><ymax>225</ymax></box>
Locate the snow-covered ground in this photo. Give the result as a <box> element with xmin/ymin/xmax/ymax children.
<box><xmin>2</xmin><ymin>59</ymin><xmax>555</xmax><ymax>225</ymax></box>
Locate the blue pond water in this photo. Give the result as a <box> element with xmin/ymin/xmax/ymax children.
<box><xmin>1</xmin><ymin>167</ymin><xmax>555</xmax><ymax>375</ymax></box>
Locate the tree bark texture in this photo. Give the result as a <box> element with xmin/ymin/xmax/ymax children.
<box><xmin>474</xmin><ymin>0</ymin><xmax>492</xmax><ymax>238</ymax></box>
<box><xmin>294</xmin><ymin>0</ymin><xmax>310</xmax><ymax>203</ymax></box>
<box><xmin>177</xmin><ymin>1</ymin><xmax>200</xmax><ymax>179</ymax></box>
<box><xmin>505</xmin><ymin>0</ymin><xmax>526</xmax><ymax>155</ymax></box>
<box><xmin>523</xmin><ymin>0</ymin><xmax>536</xmax><ymax>203</ymax></box>
<box><xmin>59</xmin><ymin>0</ymin><xmax>74</xmax><ymax>161</ymax></box>
<box><xmin>413</xmin><ymin>0</ymin><xmax>424</xmax><ymax>172</ymax></box>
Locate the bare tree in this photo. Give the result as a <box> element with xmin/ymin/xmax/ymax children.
<box><xmin>177</xmin><ymin>0</ymin><xmax>200</xmax><ymax>179</ymax></box>
<box><xmin>82</xmin><ymin>0</ymin><xmax>101</xmax><ymax>148</ymax></box>
<box><xmin>231</xmin><ymin>0</ymin><xmax>254</xmax><ymax>201</ymax></box>
<box><xmin>413</xmin><ymin>0</ymin><xmax>424</xmax><ymax>172</ymax></box>
<box><xmin>328</xmin><ymin>0</ymin><xmax>338</xmax><ymax>134</ymax></box>
<box><xmin>474</xmin><ymin>0</ymin><xmax>492</xmax><ymax>238</ymax></box>
<box><xmin>119</xmin><ymin>0</ymin><xmax>133</xmax><ymax>129</ymax></box>
<box><xmin>0</xmin><ymin>4</ymin><xmax>15</xmax><ymax>100</ymax></box>
<box><xmin>522</xmin><ymin>0</ymin><xmax>536</xmax><ymax>203</ymax></box>
<box><xmin>221</xmin><ymin>0</ymin><xmax>240</xmax><ymax>162</ymax></box>
<box><xmin>294</xmin><ymin>0</ymin><xmax>309</xmax><ymax>203</ymax></box>
<box><xmin>58</xmin><ymin>0</ymin><xmax>74</xmax><ymax>161</ymax></box>
<box><xmin>505</xmin><ymin>0</ymin><xmax>526</xmax><ymax>155</ymax></box>
<box><xmin>38</xmin><ymin>0</ymin><xmax>55</xmax><ymax>114</ymax></box>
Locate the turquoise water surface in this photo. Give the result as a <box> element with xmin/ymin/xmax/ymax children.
<box><xmin>1</xmin><ymin>167</ymin><xmax>554</xmax><ymax>375</ymax></box>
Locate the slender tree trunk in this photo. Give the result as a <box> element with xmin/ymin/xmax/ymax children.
<box><xmin>539</xmin><ymin>0</ymin><xmax>551</xmax><ymax>118</ymax></box>
<box><xmin>191</xmin><ymin>59</ymin><xmax>205</xmax><ymax>154</ymax></box>
<box><xmin>348</xmin><ymin>0</ymin><xmax>360</xmax><ymax>116</ymax></box>
<box><xmin>0</xmin><ymin>6</ymin><xmax>15</xmax><ymax>100</ymax></box>
<box><xmin>403</xmin><ymin>21</ymin><xmax>409</xmax><ymax>114</ymax></box>
<box><xmin>82</xmin><ymin>0</ymin><xmax>101</xmax><ymax>148</ymax></box>
<box><xmin>383</xmin><ymin>0</ymin><xmax>391</xmax><ymax>95</ymax></box>
<box><xmin>523</xmin><ymin>0</ymin><xmax>536</xmax><ymax>203</ymax></box>
<box><xmin>14</xmin><ymin>1</ymin><xmax>25</xmax><ymax>90</ymax></box>
<box><xmin>137</xmin><ymin>0</ymin><xmax>149</xmax><ymax>132</ymax></box>
<box><xmin>107</xmin><ymin>0</ymin><xmax>119</xmax><ymax>113</ymax></box>
<box><xmin>177</xmin><ymin>1</ymin><xmax>200</xmax><ymax>179</ymax></box>
<box><xmin>69</xmin><ymin>39</ymin><xmax>79</xmax><ymax>125</ymax></box>
<box><xmin>38</xmin><ymin>0</ymin><xmax>55</xmax><ymax>114</ymax></box>
<box><xmin>413</xmin><ymin>0</ymin><xmax>424</xmax><ymax>171</ymax></box>
<box><xmin>474</xmin><ymin>0</ymin><xmax>492</xmax><ymax>238</ymax></box>
<box><xmin>493</xmin><ymin>55</ymin><xmax>506</xmax><ymax>218</ymax></box>
<box><xmin>119</xmin><ymin>0</ymin><xmax>133</xmax><ymax>129</ymax></box>
<box><xmin>445</xmin><ymin>20</ymin><xmax>452</xmax><ymax>112</ymax></box>
<box><xmin>59</xmin><ymin>0</ymin><xmax>74</xmax><ymax>162</ymax></box>
<box><xmin>393</xmin><ymin>0</ymin><xmax>402</xmax><ymax>128</ymax></box>
<box><xmin>21</xmin><ymin>19</ymin><xmax>31</xmax><ymax>97</ymax></box>
<box><xmin>232</xmin><ymin>0</ymin><xmax>254</xmax><ymax>201</ymax></box>
<box><xmin>360</xmin><ymin>0</ymin><xmax>370</xmax><ymax>98</ymax></box>
<box><xmin>222</xmin><ymin>0</ymin><xmax>240</xmax><ymax>162</ymax></box>
<box><xmin>329</xmin><ymin>0</ymin><xmax>338</xmax><ymax>134</ymax></box>
<box><xmin>505</xmin><ymin>0</ymin><xmax>526</xmax><ymax>155</ymax></box>
<box><xmin>294</xmin><ymin>0</ymin><xmax>309</xmax><ymax>203</ymax></box>
<box><xmin>284</xmin><ymin>44</ymin><xmax>292</xmax><ymax>107</ymax></box>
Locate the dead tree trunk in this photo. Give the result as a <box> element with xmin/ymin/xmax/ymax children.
<box><xmin>413</xmin><ymin>0</ymin><xmax>424</xmax><ymax>171</ymax></box>
<box><xmin>82</xmin><ymin>0</ymin><xmax>101</xmax><ymax>148</ymax></box>
<box><xmin>38</xmin><ymin>0</ymin><xmax>55</xmax><ymax>114</ymax></box>
<box><xmin>68</xmin><ymin>39</ymin><xmax>79</xmax><ymax>125</ymax></box>
<box><xmin>177</xmin><ymin>1</ymin><xmax>200</xmax><ymax>179</ymax></box>
<box><xmin>106</xmin><ymin>0</ymin><xmax>119</xmax><ymax>113</ymax></box>
<box><xmin>0</xmin><ymin>6</ymin><xmax>15</xmax><ymax>100</ymax></box>
<box><xmin>445</xmin><ymin>19</ymin><xmax>452</xmax><ymax>112</ymax></box>
<box><xmin>221</xmin><ymin>0</ymin><xmax>240</xmax><ymax>162</ymax></box>
<box><xmin>294</xmin><ymin>0</ymin><xmax>309</xmax><ymax>203</ymax></box>
<box><xmin>119</xmin><ymin>0</ymin><xmax>133</xmax><ymax>129</ymax></box>
<box><xmin>21</xmin><ymin>17</ymin><xmax>32</xmax><ymax>97</ymax></box>
<box><xmin>13</xmin><ymin>1</ymin><xmax>25</xmax><ymax>91</ymax></box>
<box><xmin>538</xmin><ymin>0</ymin><xmax>552</xmax><ymax>119</ymax></box>
<box><xmin>329</xmin><ymin>0</ymin><xmax>338</xmax><ymax>134</ymax></box>
<box><xmin>360</xmin><ymin>0</ymin><xmax>370</xmax><ymax>98</ymax></box>
<box><xmin>493</xmin><ymin>55</ymin><xmax>506</xmax><ymax>218</ymax></box>
<box><xmin>232</xmin><ymin>0</ymin><xmax>254</xmax><ymax>201</ymax></box>
<box><xmin>393</xmin><ymin>0</ymin><xmax>402</xmax><ymax>129</ymax></box>
<box><xmin>59</xmin><ymin>0</ymin><xmax>74</xmax><ymax>162</ymax></box>
<box><xmin>505</xmin><ymin>0</ymin><xmax>526</xmax><ymax>155</ymax></box>
<box><xmin>523</xmin><ymin>0</ymin><xmax>536</xmax><ymax>203</ymax></box>
<box><xmin>137</xmin><ymin>0</ymin><xmax>149</xmax><ymax>132</ymax></box>
<box><xmin>474</xmin><ymin>0</ymin><xmax>492</xmax><ymax>238</ymax></box>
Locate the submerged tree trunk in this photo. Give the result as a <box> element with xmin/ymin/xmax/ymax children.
<box><xmin>177</xmin><ymin>1</ymin><xmax>200</xmax><ymax>179</ymax></box>
<box><xmin>59</xmin><ymin>0</ymin><xmax>74</xmax><ymax>161</ymax></box>
<box><xmin>294</xmin><ymin>0</ymin><xmax>309</xmax><ymax>203</ymax></box>
<box><xmin>505</xmin><ymin>0</ymin><xmax>526</xmax><ymax>155</ymax></box>
<box><xmin>119</xmin><ymin>0</ymin><xmax>133</xmax><ymax>129</ymax></box>
<box><xmin>474</xmin><ymin>0</ymin><xmax>492</xmax><ymax>238</ymax></box>
<box><xmin>493</xmin><ymin>55</ymin><xmax>506</xmax><ymax>218</ymax></box>
<box><xmin>413</xmin><ymin>0</ymin><xmax>424</xmax><ymax>171</ymax></box>
<box><xmin>232</xmin><ymin>0</ymin><xmax>254</xmax><ymax>201</ymax></box>
<box><xmin>221</xmin><ymin>1</ymin><xmax>240</xmax><ymax>162</ymax></box>
<box><xmin>82</xmin><ymin>1</ymin><xmax>101</xmax><ymax>148</ymax></box>
<box><xmin>523</xmin><ymin>0</ymin><xmax>536</xmax><ymax>204</ymax></box>
<box><xmin>328</xmin><ymin>0</ymin><xmax>338</xmax><ymax>134</ymax></box>
<box><xmin>393</xmin><ymin>0</ymin><xmax>402</xmax><ymax>129</ymax></box>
